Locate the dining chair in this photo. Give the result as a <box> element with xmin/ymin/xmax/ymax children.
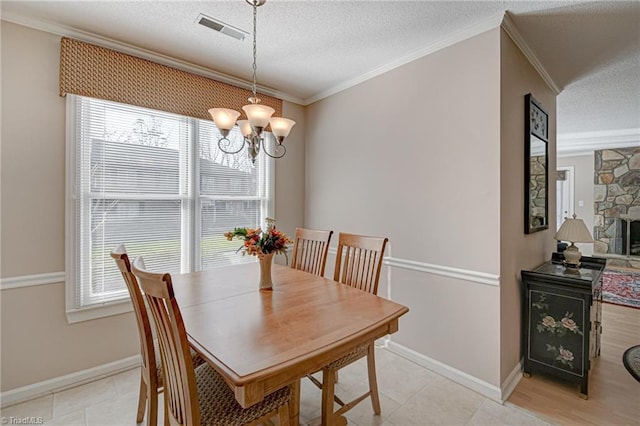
<box><xmin>290</xmin><ymin>227</ymin><xmax>333</xmax><ymax>276</ymax></box>
<box><xmin>309</xmin><ymin>232</ymin><xmax>389</xmax><ymax>424</ymax></box>
<box><xmin>111</xmin><ymin>244</ymin><xmax>204</xmax><ymax>426</ymax></box>
<box><xmin>131</xmin><ymin>256</ymin><xmax>291</xmax><ymax>426</ymax></box>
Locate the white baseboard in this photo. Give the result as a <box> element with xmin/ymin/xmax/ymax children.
<box><xmin>501</xmin><ymin>359</ymin><xmax>523</xmax><ymax>401</ymax></box>
<box><xmin>386</xmin><ymin>341</ymin><xmax>520</xmax><ymax>403</ymax></box>
<box><xmin>2</xmin><ymin>344</ymin><xmax>523</xmax><ymax>408</ymax></box>
<box><xmin>0</xmin><ymin>355</ymin><xmax>141</xmax><ymax>408</ymax></box>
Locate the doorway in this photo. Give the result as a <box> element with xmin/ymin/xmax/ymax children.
<box><xmin>556</xmin><ymin>166</ymin><xmax>574</xmax><ymax>230</ymax></box>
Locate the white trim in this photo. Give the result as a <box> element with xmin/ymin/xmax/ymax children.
<box><xmin>386</xmin><ymin>341</ymin><xmax>503</xmax><ymax>402</ymax></box>
<box><xmin>500</xmin><ymin>12</ymin><xmax>560</xmax><ymax>95</ymax></box>
<box><xmin>556</xmin><ymin>165</ymin><xmax>575</xmax><ymax>231</ymax></box>
<box><xmin>0</xmin><ymin>272</ymin><xmax>66</xmax><ymax>291</ymax></box>
<box><xmin>557</xmin><ymin>128</ymin><xmax>640</xmax><ymax>157</ymax></box>
<box><xmin>327</xmin><ymin>248</ymin><xmax>500</xmax><ymax>286</ymax></box>
<box><xmin>66</xmin><ymin>300</ymin><xmax>134</xmax><ymax>324</ymax></box>
<box><xmin>0</xmin><ymin>355</ymin><xmax>141</xmax><ymax>408</ymax></box>
<box><xmin>385</xmin><ymin>257</ymin><xmax>500</xmax><ymax>286</ymax></box>
<box><xmin>2</xmin><ymin>9</ymin><xmax>562</xmax><ymax>108</ymax></box>
<box><xmin>3</xmin><ymin>9</ymin><xmax>507</xmax><ymax>107</ymax></box>
<box><xmin>501</xmin><ymin>360</ymin><xmax>523</xmax><ymax>402</ymax></box>
<box><xmin>0</xmin><ymin>11</ymin><xmax>304</xmax><ymax>106</ymax></box>
<box><xmin>305</xmin><ymin>12</ymin><xmax>505</xmax><ymax>105</ymax></box>
<box><xmin>65</xmin><ymin>95</ymin><xmax>78</xmax><ymax>324</ymax></box>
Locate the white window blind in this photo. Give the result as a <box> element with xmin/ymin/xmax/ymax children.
<box><xmin>67</xmin><ymin>95</ymin><xmax>272</xmax><ymax>318</ymax></box>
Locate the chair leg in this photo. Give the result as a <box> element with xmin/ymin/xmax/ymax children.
<box><xmin>278</xmin><ymin>404</ymin><xmax>290</xmax><ymax>426</ymax></box>
<box><xmin>366</xmin><ymin>344</ymin><xmax>381</xmax><ymax>415</ymax></box>
<box><xmin>321</xmin><ymin>367</ymin><xmax>337</xmax><ymax>425</ymax></box>
<box><xmin>147</xmin><ymin>383</ymin><xmax>158</xmax><ymax>426</ymax></box>
<box><xmin>136</xmin><ymin>373</ymin><xmax>148</xmax><ymax>424</ymax></box>
<box><xmin>288</xmin><ymin>380</ymin><xmax>300</xmax><ymax>426</ymax></box>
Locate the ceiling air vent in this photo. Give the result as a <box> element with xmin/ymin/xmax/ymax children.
<box><xmin>196</xmin><ymin>14</ymin><xmax>248</xmax><ymax>41</ymax></box>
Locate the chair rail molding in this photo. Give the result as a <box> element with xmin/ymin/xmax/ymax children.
<box><xmin>327</xmin><ymin>248</ymin><xmax>500</xmax><ymax>286</ymax></box>
<box><xmin>0</xmin><ymin>272</ymin><xmax>66</xmax><ymax>291</ymax></box>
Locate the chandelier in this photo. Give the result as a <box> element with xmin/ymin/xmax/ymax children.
<box><xmin>209</xmin><ymin>0</ymin><xmax>295</xmax><ymax>164</ymax></box>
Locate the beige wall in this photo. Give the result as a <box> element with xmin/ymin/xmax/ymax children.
<box><xmin>305</xmin><ymin>29</ymin><xmax>503</xmax><ymax>385</ymax></box>
<box><xmin>0</xmin><ymin>21</ymin><xmax>305</xmax><ymax>392</ymax></box>
<box><xmin>499</xmin><ymin>29</ymin><xmax>557</xmax><ymax>382</ymax></box>
<box><xmin>2</xmin><ymin>17</ymin><xmax>555</xmax><ymax>396</ymax></box>
<box><xmin>276</xmin><ymin>102</ymin><xmax>306</xmax><ymax>239</ymax></box>
<box><xmin>557</xmin><ymin>153</ymin><xmax>595</xmax><ymax>256</ymax></box>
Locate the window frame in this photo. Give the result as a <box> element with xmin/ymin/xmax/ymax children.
<box><xmin>65</xmin><ymin>95</ymin><xmax>274</xmax><ymax>323</ymax></box>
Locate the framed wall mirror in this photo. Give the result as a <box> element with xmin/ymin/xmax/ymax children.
<box><xmin>524</xmin><ymin>93</ymin><xmax>549</xmax><ymax>234</ymax></box>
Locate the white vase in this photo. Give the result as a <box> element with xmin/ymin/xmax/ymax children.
<box><xmin>259</xmin><ymin>252</ymin><xmax>274</xmax><ymax>291</ymax></box>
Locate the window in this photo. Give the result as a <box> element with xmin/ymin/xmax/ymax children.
<box><xmin>65</xmin><ymin>95</ymin><xmax>273</xmax><ymax>322</ymax></box>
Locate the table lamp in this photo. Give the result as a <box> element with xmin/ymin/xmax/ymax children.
<box><xmin>554</xmin><ymin>214</ymin><xmax>594</xmax><ymax>268</ymax></box>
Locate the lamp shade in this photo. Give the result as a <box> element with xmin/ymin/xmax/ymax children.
<box><xmin>208</xmin><ymin>108</ymin><xmax>240</xmax><ymax>131</ymax></box>
<box><xmin>242</xmin><ymin>104</ymin><xmax>275</xmax><ymax>128</ymax></box>
<box><xmin>269</xmin><ymin>117</ymin><xmax>296</xmax><ymax>139</ymax></box>
<box><xmin>237</xmin><ymin>120</ymin><xmax>253</xmax><ymax>138</ymax></box>
<box><xmin>554</xmin><ymin>215</ymin><xmax>594</xmax><ymax>243</ymax></box>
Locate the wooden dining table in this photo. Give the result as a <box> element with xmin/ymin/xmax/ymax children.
<box><xmin>171</xmin><ymin>261</ymin><xmax>409</xmax><ymax>426</ymax></box>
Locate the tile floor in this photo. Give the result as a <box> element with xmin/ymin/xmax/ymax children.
<box><xmin>1</xmin><ymin>348</ymin><xmax>552</xmax><ymax>426</ymax></box>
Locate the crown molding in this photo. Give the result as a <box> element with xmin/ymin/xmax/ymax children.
<box><xmin>0</xmin><ymin>12</ymin><xmax>306</xmax><ymax>106</ymax></box>
<box><xmin>304</xmin><ymin>12</ymin><xmax>506</xmax><ymax>105</ymax></box>
<box><xmin>557</xmin><ymin>128</ymin><xmax>640</xmax><ymax>157</ymax></box>
<box><xmin>500</xmin><ymin>11</ymin><xmax>561</xmax><ymax>95</ymax></box>
<box><xmin>2</xmin><ymin>9</ymin><xmax>562</xmax><ymax>106</ymax></box>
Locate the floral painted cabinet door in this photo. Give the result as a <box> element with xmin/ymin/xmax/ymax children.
<box><xmin>529</xmin><ymin>291</ymin><xmax>586</xmax><ymax>375</ymax></box>
<box><xmin>521</xmin><ymin>257</ymin><xmax>605</xmax><ymax>399</ymax></box>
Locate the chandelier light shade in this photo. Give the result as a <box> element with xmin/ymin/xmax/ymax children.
<box><xmin>209</xmin><ymin>0</ymin><xmax>295</xmax><ymax>164</ymax></box>
<box><xmin>208</xmin><ymin>108</ymin><xmax>240</xmax><ymax>136</ymax></box>
<box><xmin>554</xmin><ymin>214</ymin><xmax>594</xmax><ymax>268</ymax></box>
<box><xmin>269</xmin><ymin>117</ymin><xmax>296</xmax><ymax>142</ymax></box>
<box><xmin>242</xmin><ymin>104</ymin><xmax>275</xmax><ymax>131</ymax></box>
<box><xmin>237</xmin><ymin>120</ymin><xmax>253</xmax><ymax>138</ymax></box>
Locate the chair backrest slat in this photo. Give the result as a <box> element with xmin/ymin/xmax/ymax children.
<box><xmin>333</xmin><ymin>233</ymin><xmax>388</xmax><ymax>295</ymax></box>
<box><xmin>291</xmin><ymin>228</ymin><xmax>333</xmax><ymax>277</ymax></box>
<box><xmin>132</xmin><ymin>257</ymin><xmax>200</xmax><ymax>426</ymax></box>
<box><xmin>110</xmin><ymin>245</ymin><xmax>156</xmax><ymax>376</ymax></box>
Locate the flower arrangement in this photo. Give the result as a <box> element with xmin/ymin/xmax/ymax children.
<box><xmin>224</xmin><ymin>217</ymin><xmax>292</xmax><ymax>257</ymax></box>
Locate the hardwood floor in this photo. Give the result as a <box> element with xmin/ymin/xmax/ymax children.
<box><xmin>508</xmin><ymin>302</ymin><xmax>640</xmax><ymax>425</ymax></box>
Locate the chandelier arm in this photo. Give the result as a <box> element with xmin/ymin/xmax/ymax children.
<box><xmin>262</xmin><ymin>140</ymin><xmax>286</xmax><ymax>159</ymax></box>
<box><xmin>218</xmin><ymin>137</ymin><xmax>246</xmax><ymax>155</ymax></box>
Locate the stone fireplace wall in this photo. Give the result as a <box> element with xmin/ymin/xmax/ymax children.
<box><xmin>593</xmin><ymin>147</ymin><xmax>640</xmax><ymax>261</ymax></box>
<box><xmin>530</xmin><ymin>154</ymin><xmax>547</xmax><ymax>228</ymax></box>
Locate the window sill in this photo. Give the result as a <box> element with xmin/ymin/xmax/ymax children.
<box><xmin>66</xmin><ymin>299</ymin><xmax>133</xmax><ymax>324</ymax></box>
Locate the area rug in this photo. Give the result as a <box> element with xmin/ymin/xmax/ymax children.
<box><xmin>601</xmin><ymin>268</ymin><xmax>640</xmax><ymax>309</ymax></box>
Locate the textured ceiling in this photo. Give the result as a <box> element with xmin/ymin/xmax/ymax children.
<box><xmin>2</xmin><ymin>0</ymin><xmax>639</xmax><ymax>147</ymax></box>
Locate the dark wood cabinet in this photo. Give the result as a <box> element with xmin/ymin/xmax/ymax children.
<box><xmin>521</xmin><ymin>255</ymin><xmax>605</xmax><ymax>398</ymax></box>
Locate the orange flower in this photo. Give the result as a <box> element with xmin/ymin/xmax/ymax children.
<box><xmin>224</xmin><ymin>218</ymin><xmax>291</xmax><ymax>258</ymax></box>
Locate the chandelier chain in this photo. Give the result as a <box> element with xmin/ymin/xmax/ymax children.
<box><xmin>209</xmin><ymin>0</ymin><xmax>294</xmax><ymax>164</ymax></box>
<box><xmin>251</xmin><ymin>1</ymin><xmax>258</xmax><ymax>100</ymax></box>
